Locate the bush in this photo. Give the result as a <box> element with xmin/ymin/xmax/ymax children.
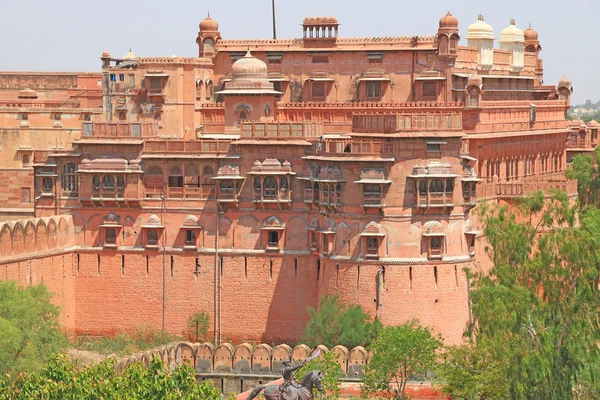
<box><xmin>302</xmin><ymin>295</ymin><xmax>381</xmax><ymax>349</ymax></box>
<box><xmin>0</xmin><ymin>281</ymin><xmax>67</xmax><ymax>377</ymax></box>
<box><xmin>296</xmin><ymin>351</ymin><xmax>345</xmax><ymax>399</ymax></box>
<box><xmin>0</xmin><ymin>353</ymin><xmax>224</xmax><ymax>399</ymax></box>
<box><xmin>184</xmin><ymin>312</ymin><xmax>210</xmax><ymax>343</ymax></box>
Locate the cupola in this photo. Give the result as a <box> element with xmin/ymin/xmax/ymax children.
<box><xmin>524</xmin><ymin>24</ymin><xmax>541</xmax><ymax>53</ymax></box>
<box><xmin>197</xmin><ymin>13</ymin><xmax>221</xmax><ymax>58</ymax></box>
<box><xmin>437</xmin><ymin>12</ymin><xmax>460</xmax><ymax>58</ymax></box>
<box><xmin>467</xmin><ymin>15</ymin><xmax>494</xmax><ymax>69</ymax></box>
<box><xmin>499</xmin><ymin>20</ymin><xmax>525</xmax><ymax>71</ymax></box>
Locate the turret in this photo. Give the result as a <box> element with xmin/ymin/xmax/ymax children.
<box><xmin>467</xmin><ymin>15</ymin><xmax>494</xmax><ymax>70</ymax></box>
<box><xmin>499</xmin><ymin>19</ymin><xmax>525</xmax><ymax>71</ymax></box>
<box><xmin>197</xmin><ymin>13</ymin><xmax>221</xmax><ymax>57</ymax></box>
<box><xmin>436</xmin><ymin>12</ymin><xmax>460</xmax><ymax>59</ymax></box>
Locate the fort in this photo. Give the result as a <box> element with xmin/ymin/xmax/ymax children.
<box><xmin>0</xmin><ymin>12</ymin><xmax>581</xmax><ymax>348</ymax></box>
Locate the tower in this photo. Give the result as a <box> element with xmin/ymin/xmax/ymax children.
<box><xmin>467</xmin><ymin>15</ymin><xmax>494</xmax><ymax>70</ymax></box>
<box><xmin>436</xmin><ymin>12</ymin><xmax>460</xmax><ymax>59</ymax></box>
<box><xmin>500</xmin><ymin>20</ymin><xmax>525</xmax><ymax>72</ymax></box>
<box><xmin>197</xmin><ymin>13</ymin><xmax>221</xmax><ymax>58</ymax></box>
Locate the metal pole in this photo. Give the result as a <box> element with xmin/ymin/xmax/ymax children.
<box><xmin>196</xmin><ymin>320</ymin><xmax>199</xmax><ymax>343</ymax></box>
<box><xmin>214</xmin><ymin>210</ymin><xmax>220</xmax><ymax>344</ymax></box>
<box><xmin>272</xmin><ymin>0</ymin><xmax>277</xmax><ymax>40</ymax></box>
<box><xmin>161</xmin><ymin>186</ymin><xmax>167</xmax><ymax>331</ymax></box>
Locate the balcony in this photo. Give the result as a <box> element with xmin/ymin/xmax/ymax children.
<box><xmin>82</xmin><ymin>122</ymin><xmax>159</xmax><ymax>139</ymax></box>
<box><xmin>428</xmin><ymin>248</ymin><xmax>442</xmax><ymax>260</ymax></box>
<box><xmin>144</xmin><ymin>185</ymin><xmax>214</xmax><ymax>200</ymax></box>
<box><xmin>143</xmin><ymin>139</ymin><xmax>239</xmax><ymax>155</ymax></box>
<box><xmin>352</xmin><ymin>112</ymin><xmax>463</xmax><ymax>133</ymax></box>
<box><xmin>240</xmin><ymin>122</ymin><xmax>323</xmax><ymax>139</ymax></box>
<box><xmin>476</xmin><ymin>179</ymin><xmax>578</xmax><ymax>200</ymax></box>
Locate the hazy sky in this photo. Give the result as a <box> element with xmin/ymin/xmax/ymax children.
<box><xmin>0</xmin><ymin>0</ymin><xmax>596</xmax><ymax>104</ymax></box>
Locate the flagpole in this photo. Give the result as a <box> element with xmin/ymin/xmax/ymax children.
<box><xmin>272</xmin><ymin>0</ymin><xmax>277</xmax><ymax>39</ymax></box>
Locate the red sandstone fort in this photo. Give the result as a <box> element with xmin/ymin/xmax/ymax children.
<box><xmin>0</xmin><ymin>12</ymin><xmax>586</xmax><ymax>346</ymax></box>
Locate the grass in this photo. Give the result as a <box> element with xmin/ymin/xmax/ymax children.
<box><xmin>71</xmin><ymin>326</ymin><xmax>182</xmax><ymax>357</ymax></box>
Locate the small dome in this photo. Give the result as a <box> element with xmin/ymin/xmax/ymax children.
<box><xmin>558</xmin><ymin>75</ymin><xmax>572</xmax><ymax>88</ymax></box>
<box><xmin>200</xmin><ymin>13</ymin><xmax>219</xmax><ymax>31</ymax></box>
<box><xmin>588</xmin><ymin>120</ymin><xmax>600</xmax><ymax>128</ymax></box>
<box><xmin>439</xmin><ymin>12</ymin><xmax>458</xmax><ymax>29</ymax></box>
<box><xmin>123</xmin><ymin>49</ymin><xmax>137</xmax><ymax>61</ymax></box>
<box><xmin>101</xmin><ymin>50</ymin><xmax>111</xmax><ymax>59</ymax></box>
<box><xmin>230</xmin><ymin>50</ymin><xmax>268</xmax><ymax>81</ymax></box>
<box><xmin>467</xmin><ymin>75</ymin><xmax>483</xmax><ymax>87</ymax></box>
<box><xmin>524</xmin><ymin>24</ymin><xmax>538</xmax><ymax>41</ymax></box>
<box><xmin>467</xmin><ymin>14</ymin><xmax>494</xmax><ymax>40</ymax></box>
<box><xmin>18</xmin><ymin>88</ymin><xmax>38</xmax><ymax>99</ymax></box>
<box><xmin>500</xmin><ymin>19</ymin><xmax>524</xmax><ymax>44</ymax></box>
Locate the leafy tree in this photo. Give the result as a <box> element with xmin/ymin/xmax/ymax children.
<box><xmin>296</xmin><ymin>351</ymin><xmax>345</xmax><ymax>399</ymax></box>
<box><xmin>438</xmin><ymin>192</ymin><xmax>600</xmax><ymax>400</ymax></box>
<box><xmin>184</xmin><ymin>312</ymin><xmax>210</xmax><ymax>343</ymax></box>
<box><xmin>0</xmin><ymin>354</ymin><xmax>225</xmax><ymax>399</ymax></box>
<box><xmin>566</xmin><ymin>147</ymin><xmax>600</xmax><ymax>207</ymax></box>
<box><xmin>361</xmin><ymin>320</ymin><xmax>442</xmax><ymax>400</ymax></box>
<box><xmin>302</xmin><ymin>295</ymin><xmax>382</xmax><ymax>349</ymax></box>
<box><xmin>0</xmin><ymin>281</ymin><xmax>67</xmax><ymax>377</ymax></box>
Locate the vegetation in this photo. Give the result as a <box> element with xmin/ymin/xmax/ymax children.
<box><xmin>184</xmin><ymin>312</ymin><xmax>210</xmax><ymax>343</ymax></box>
<box><xmin>302</xmin><ymin>294</ymin><xmax>382</xmax><ymax>349</ymax></box>
<box><xmin>0</xmin><ymin>354</ymin><xmax>224</xmax><ymax>400</ymax></box>
<box><xmin>0</xmin><ymin>282</ymin><xmax>67</xmax><ymax>377</ymax></box>
<box><xmin>437</xmin><ymin>191</ymin><xmax>600</xmax><ymax>400</ymax></box>
<box><xmin>71</xmin><ymin>326</ymin><xmax>181</xmax><ymax>357</ymax></box>
<box><xmin>362</xmin><ymin>320</ymin><xmax>442</xmax><ymax>400</ymax></box>
<box><xmin>566</xmin><ymin>147</ymin><xmax>600</xmax><ymax>207</ymax></box>
<box><xmin>296</xmin><ymin>351</ymin><xmax>345</xmax><ymax>399</ymax></box>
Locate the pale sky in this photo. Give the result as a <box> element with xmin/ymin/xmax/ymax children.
<box><xmin>0</xmin><ymin>0</ymin><xmax>596</xmax><ymax>105</ymax></box>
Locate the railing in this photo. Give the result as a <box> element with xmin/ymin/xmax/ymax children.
<box><xmin>428</xmin><ymin>248</ymin><xmax>442</xmax><ymax>258</ymax></box>
<box><xmin>240</xmin><ymin>122</ymin><xmax>323</xmax><ymax>139</ymax></box>
<box><xmin>82</xmin><ymin>122</ymin><xmax>159</xmax><ymax>138</ymax></box>
<box><xmin>91</xmin><ymin>189</ymin><xmax>125</xmax><ymax>199</ymax></box>
<box><xmin>143</xmin><ymin>140</ymin><xmax>239</xmax><ymax>154</ymax></box>
<box><xmin>363</xmin><ymin>196</ymin><xmax>383</xmax><ymax>206</ymax></box>
<box><xmin>352</xmin><ymin>112</ymin><xmax>462</xmax><ymax>133</ymax></box>
<box><xmin>144</xmin><ymin>185</ymin><xmax>214</xmax><ymax>199</ymax></box>
<box><xmin>477</xmin><ymin>180</ymin><xmax>578</xmax><ymax>199</ymax></box>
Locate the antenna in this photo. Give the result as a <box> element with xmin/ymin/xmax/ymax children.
<box><xmin>272</xmin><ymin>0</ymin><xmax>277</xmax><ymax>40</ymax></box>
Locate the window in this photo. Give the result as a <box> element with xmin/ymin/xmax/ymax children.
<box><xmin>42</xmin><ymin>177</ymin><xmax>53</xmax><ymax>192</ymax></box>
<box><xmin>431</xmin><ymin>236</ymin><xmax>442</xmax><ymax>251</ymax></box>
<box><xmin>335</xmin><ymin>183</ymin><xmax>342</xmax><ymax>206</ymax></box>
<box><xmin>92</xmin><ymin>175</ymin><xmax>100</xmax><ymax>191</ymax></box>
<box><xmin>220</xmin><ymin>181</ymin><xmax>234</xmax><ymax>194</ymax></box>
<box><xmin>168</xmin><ymin>166</ymin><xmax>183</xmax><ymax>187</ymax></box>
<box><xmin>53</xmin><ymin>113</ymin><xmax>62</xmax><ymax>122</ymax></box>
<box><xmin>312</xmin><ymin>55</ymin><xmax>329</xmax><ymax>63</ymax></box>
<box><xmin>117</xmin><ymin>176</ymin><xmax>125</xmax><ymax>190</ymax></box>
<box><xmin>186</xmin><ymin>229</ymin><xmax>196</xmax><ymax>244</ymax></box>
<box><xmin>103</xmin><ymin>175</ymin><xmax>115</xmax><ymax>190</ymax></box>
<box><xmin>445</xmin><ymin>179</ymin><xmax>454</xmax><ymax>194</ymax></box>
<box><xmin>419</xmin><ymin>180</ymin><xmax>427</xmax><ymax>196</ymax></box>
<box><xmin>280</xmin><ymin>177</ymin><xmax>288</xmax><ymax>195</ymax></box>
<box><xmin>264</xmin><ymin>177</ymin><xmax>277</xmax><ymax>198</ymax></box>
<box><xmin>423</xmin><ymin>82</ymin><xmax>437</xmax><ymax>97</ymax></box>
<box><xmin>429</xmin><ymin>180</ymin><xmax>444</xmax><ymax>194</ymax></box>
<box><xmin>21</xmin><ymin>188</ymin><xmax>30</xmax><ymax>204</ymax></box>
<box><xmin>313</xmin><ymin>183</ymin><xmax>320</xmax><ymax>203</ymax></box>
<box><xmin>147</xmin><ymin>229</ymin><xmax>159</xmax><ymax>246</ymax></box>
<box><xmin>366</xmin><ymin>82</ymin><xmax>381</xmax><ymax>100</ymax></box>
<box><xmin>310</xmin><ymin>231</ymin><xmax>317</xmax><ymax>249</ymax></box>
<box><xmin>364</xmin><ymin>185</ymin><xmax>382</xmax><ymax>199</ymax></box>
<box><xmin>150</xmin><ymin>78</ymin><xmax>162</xmax><ymax>94</ymax></box>
<box><xmin>61</xmin><ymin>163</ymin><xmax>78</xmax><ymax>193</ymax></box>
<box><xmin>366</xmin><ymin>237</ymin><xmax>379</xmax><ymax>255</ymax></box>
<box><xmin>238</xmin><ymin>110</ymin><xmax>247</xmax><ymax>122</ymax></box>
<box><xmin>268</xmin><ymin>231</ymin><xmax>279</xmax><ymax>248</ymax></box>
<box><xmin>84</xmin><ymin>114</ymin><xmax>92</xmax><ymax>122</ymax></box>
<box><xmin>105</xmin><ymin>228</ymin><xmax>116</xmax><ymax>245</ymax></box>
<box><xmin>426</xmin><ymin>143</ymin><xmax>441</xmax><ymax>153</ymax></box>
<box><xmin>204</xmin><ymin>38</ymin><xmax>214</xmax><ymax>54</ymax></box>
<box><xmin>22</xmin><ymin>154</ymin><xmax>29</xmax><ymax>165</ymax></box>
<box><xmin>273</xmin><ymin>82</ymin><xmax>282</xmax><ymax>99</ymax></box>
<box><xmin>312</xmin><ymin>82</ymin><xmax>325</xmax><ymax>98</ymax></box>
<box><xmin>254</xmin><ymin>177</ymin><xmax>262</xmax><ymax>194</ymax></box>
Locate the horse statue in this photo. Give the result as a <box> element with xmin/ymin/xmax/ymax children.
<box><xmin>246</xmin><ymin>370</ymin><xmax>324</xmax><ymax>400</ymax></box>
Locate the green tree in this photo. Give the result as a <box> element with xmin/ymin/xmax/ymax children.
<box><xmin>438</xmin><ymin>192</ymin><xmax>600</xmax><ymax>400</ymax></box>
<box><xmin>302</xmin><ymin>295</ymin><xmax>382</xmax><ymax>349</ymax></box>
<box><xmin>361</xmin><ymin>320</ymin><xmax>442</xmax><ymax>400</ymax></box>
<box><xmin>296</xmin><ymin>351</ymin><xmax>345</xmax><ymax>399</ymax></box>
<box><xmin>0</xmin><ymin>354</ymin><xmax>225</xmax><ymax>399</ymax></box>
<box><xmin>184</xmin><ymin>312</ymin><xmax>210</xmax><ymax>343</ymax></box>
<box><xmin>0</xmin><ymin>281</ymin><xmax>66</xmax><ymax>377</ymax></box>
<box><xmin>566</xmin><ymin>147</ymin><xmax>600</xmax><ymax>207</ymax></box>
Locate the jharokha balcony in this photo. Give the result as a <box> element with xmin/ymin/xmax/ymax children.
<box><xmin>82</xmin><ymin>121</ymin><xmax>159</xmax><ymax>138</ymax></box>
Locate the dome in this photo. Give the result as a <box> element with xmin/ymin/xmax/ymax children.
<box><xmin>439</xmin><ymin>12</ymin><xmax>458</xmax><ymax>29</ymax></box>
<box><xmin>499</xmin><ymin>19</ymin><xmax>524</xmax><ymax>44</ymax></box>
<box><xmin>524</xmin><ymin>24</ymin><xmax>538</xmax><ymax>41</ymax></box>
<box><xmin>467</xmin><ymin>75</ymin><xmax>483</xmax><ymax>87</ymax></box>
<box><xmin>123</xmin><ymin>49</ymin><xmax>137</xmax><ymax>61</ymax></box>
<box><xmin>467</xmin><ymin>15</ymin><xmax>494</xmax><ymax>40</ymax></box>
<box><xmin>588</xmin><ymin>120</ymin><xmax>600</xmax><ymax>128</ymax></box>
<box><xmin>101</xmin><ymin>50</ymin><xmax>111</xmax><ymax>59</ymax></box>
<box><xmin>200</xmin><ymin>13</ymin><xmax>219</xmax><ymax>31</ymax></box>
<box><xmin>558</xmin><ymin>75</ymin><xmax>572</xmax><ymax>88</ymax></box>
<box><xmin>230</xmin><ymin>50</ymin><xmax>268</xmax><ymax>81</ymax></box>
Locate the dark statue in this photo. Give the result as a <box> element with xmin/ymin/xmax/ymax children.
<box><xmin>246</xmin><ymin>359</ymin><xmax>324</xmax><ymax>400</ymax></box>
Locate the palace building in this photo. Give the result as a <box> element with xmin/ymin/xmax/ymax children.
<box><xmin>0</xmin><ymin>12</ymin><xmax>576</xmax><ymax>345</ymax></box>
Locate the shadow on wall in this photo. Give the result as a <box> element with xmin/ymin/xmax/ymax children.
<box><xmin>0</xmin><ymin>215</ymin><xmax>73</xmax><ymax>260</ymax></box>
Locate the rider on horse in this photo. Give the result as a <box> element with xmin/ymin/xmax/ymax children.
<box><xmin>279</xmin><ymin>359</ymin><xmax>303</xmax><ymax>395</ymax></box>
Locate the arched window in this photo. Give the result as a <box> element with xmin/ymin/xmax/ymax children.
<box><xmin>105</xmin><ymin>228</ymin><xmax>116</xmax><ymax>245</ymax></box>
<box><xmin>204</xmin><ymin>38</ymin><xmax>214</xmax><ymax>54</ymax></box>
<box><xmin>206</xmin><ymin>80</ymin><xmax>213</xmax><ymax>101</ymax></box>
<box><xmin>264</xmin><ymin>177</ymin><xmax>277</xmax><ymax>198</ymax></box>
<box><xmin>202</xmin><ymin>165</ymin><xmax>214</xmax><ymax>183</ymax></box>
<box><xmin>254</xmin><ymin>177</ymin><xmax>262</xmax><ymax>194</ymax></box>
<box><xmin>168</xmin><ymin>166</ymin><xmax>183</xmax><ymax>187</ymax></box>
<box><xmin>445</xmin><ymin>179</ymin><xmax>454</xmax><ymax>194</ymax></box>
<box><xmin>336</xmin><ymin>183</ymin><xmax>342</xmax><ymax>206</ymax></box>
<box><xmin>429</xmin><ymin>180</ymin><xmax>444</xmax><ymax>194</ymax></box>
<box><xmin>184</xmin><ymin>164</ymin><xmax>200</xmax><ymax>187</ymax></box>
<box><xmin>145</xmin><ymin>165</ymin><xmax>164</xmax><ymax>191</ymax></box>
<box><xmin>92</xmin><ymin>176</ymin><xmax>100</xmax><ymax>191</ymax></box>
<box><xmin>117</xmin><ymin>176</ymin><xmax>125</xmax><ymax>190</ymax></box>
<box><xmin>103</xmin><ymin>175</ymin><xmax>115</xmax><ymax>190</ymax></box>
<box><xmin>439</xmin><ymin>35</ymin><xmax>449</xmax><ymax>55</ymax></box>
<box><xmin>419</xmin><ymin>180</ymin><xmax>427</xmax><ymax>196</ymax></box>
<box><xmin>313</xmin><ymin>182</ymin><xmax>320</xmax><ymax>203</ymax></box>
<box><xmin>61</xmin><ymin>163</ymin><xmax>78</xmax><ymax>193</ymax></box>
<box><xmin>239</xmin><ymin>110</ymin><xmax>247</xmax><ymax>123</ymax></box>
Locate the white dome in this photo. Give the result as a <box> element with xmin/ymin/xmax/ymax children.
<box><xmin>500</xmin><ymin>20</ymin><xmax>524</xmax><ymax>44</ymax></box>
<box><xmin>123</xmin><ymin>49</ymin><xmax>137</xmax><ymax>60</ymax></box>
<box><xmin>467</xmin><ymin>15</ymin><xmax>494</xmax><ymax>40</ymax></box>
